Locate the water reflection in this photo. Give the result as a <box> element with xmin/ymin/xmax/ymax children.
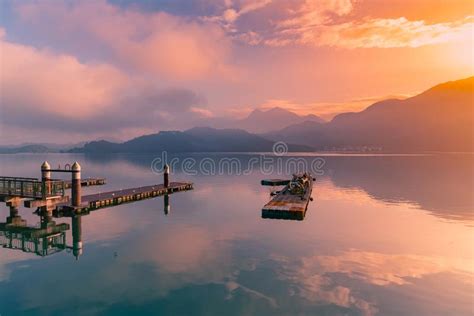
<box><xmin>0</xmin><ymin>153</ymin><xmax>472</xmax><ymax>316</ymax></box>
<box><xmin>0</xmin><ymin>209</ymin><xmax>86</xmax><ymax>260</ymax></box>
<box><xmin>0</xmin><ymin>193</ymin><xmax>175</xmax><ymax>261</ymax></box>
<box><xmin>81</xmin><ymin>153</ymin><xmax>474</xmax><ymax>222</ymax></box>
<box><xmin>0</xmin><ymin>205</ymin><xmax>68</xmax><ymax>256</ymax></box>
<box><xmin>325</xmin><ymin>155</ymin><xmax>474</xmax><ymax>221</ymax></box>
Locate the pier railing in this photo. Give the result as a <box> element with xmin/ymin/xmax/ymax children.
<box><xmin>0</xmin><ymin>176</ymin><xmax>65</xmax><ymax>199</ymax></box>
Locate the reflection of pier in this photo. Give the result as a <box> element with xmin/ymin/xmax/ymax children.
<box><xmin>0</xmin><ymin>208</ymin><xmax>84</xmax><ymax>259</ymax></box>
<box><xmin>0</xmin><ymin>193</ymin><xmax>174</xmax><ymax>259</ymax></box>
<box><xmin>0</xmin><ymin>209</ymin><xmax>69</xmax><ymax>257</ymax></box>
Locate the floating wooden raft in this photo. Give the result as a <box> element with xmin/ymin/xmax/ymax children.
<box><xmin>262</xmin><ymin>175</ymin><xmax>313</xmax><ymax>221</ymax></box>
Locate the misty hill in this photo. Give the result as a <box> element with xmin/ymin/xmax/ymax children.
<box><xmin>0</xmin><ymin>144</ymin><xmax>56</xmax><ymax>153</ymax></box>
<box><xmin>205</xmin><ymin>107</ymin><xmax>324</xmax><ymax>133</ymax></box>
<box><xmin>265</xmin><ymin>77</ymin><xmax>474</xmax><ymax>152</ymax></box>
<box><xmin>70</xmin><ymin>127</ymin><xmax>313</xmax><ymax>153</ymax></box>
<box><xmin>236</xmin><ymin>107</ymin><xmax>324</xmax><ymax>133</ymax></box>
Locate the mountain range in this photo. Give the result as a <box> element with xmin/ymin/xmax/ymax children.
<box><xmin>2</xmin><ymin>76</ymin><xmax>472</xmax><ymax>153</ymax></box>
<box><xmin>264</xmin><ymin>76</ymin><xmax>473</xmax><ymax>152</ymax></box>
<box><xmin>69</xmin><ymin>127</ymin><xmax>312</xmax><ymax>153</ymax></box>
<box><xmin>208</xmin><ymin>107</ymin><xmax>325</xmax><ymax>133</ymax></box>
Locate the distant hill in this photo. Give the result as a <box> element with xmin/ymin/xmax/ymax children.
<box><xmin>204</xmin><ymin>107</ymin><xmax>325</xmax><ymax>133</ymax></box>
<box><xmin>70</xmin><ymin>127</ymin><xmax>313</xmax><ymax>153</ymax></box>
<box><xmin>264</xmin><ymin>77</ymin><xmax>474</xmax><ymax>152</ymax></box>
<box><xmin>0</xmin><ymin>144</ymin><xmax>56</xmax><ymax>153</ymax></box>
<box><xmin>235</xmin><ymin>107</ymin><xmax>325</xmax><ymax>133</ymax></box>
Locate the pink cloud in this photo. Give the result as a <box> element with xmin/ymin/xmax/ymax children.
<box><xmin>0</xmin><ymin>27</ymin><xmax>215</xmax><ymax>143</ymax></box>
<box><xmin>0</xmin><ymin>29</ymin><xmax>127</xmax><ymax>119</ymax></box>
<box><xmin>15</xmin><ymin>0</ymin><xmax>235</xmax><ymax>81</ymax></box>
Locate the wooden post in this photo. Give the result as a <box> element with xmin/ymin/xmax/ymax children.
<box><xmin>41</xmin><ymin>161</ymin><xmax>51</xmax><ymax>200</ymax></box>
<box><xmin>164</xmin><ymin>164</ymin><xmax>170</xmax><ymax>188</ymax></box>
<box><xmin>71</xmin><ymin>162</ymin><xmax>81</xmax><ymax>207</ymax></box>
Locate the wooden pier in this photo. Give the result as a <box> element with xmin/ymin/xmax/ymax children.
<box><xmin>62</xmin><ymin>177</ymin><xmax>106</xmax><ymax>189</ymax></box>
<box><xmin>0</xmin><ymin>162</ymin><xmax>193</xmax><ymax>260</ymax></box>
<box><xmin>56</xmin><ymin>181</ymin><xmax>193</xmax><ymax>216</ymax></box>
<box><xmin>1</xmin><ymin>161</ymin><xmax>193</xmax><ymax>217</ymax></box>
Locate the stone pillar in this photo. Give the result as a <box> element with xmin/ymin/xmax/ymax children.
<box><xmin>164</xmin><ymin>164</ymin><xmax>170</xmax><ymax>188</ymax></box>
<box><xmin>71</xmin><ymin>162</ymin><xmax>81</xmax><ymax>207</ymax></box>
<box><xmin>41</xmin><ymin>161</ymin><xmax>51</xmax><ymax>200</ymax></box>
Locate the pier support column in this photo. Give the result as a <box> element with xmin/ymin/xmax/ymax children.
<box><xmin>41</xmin><ymin>161</ymin><xmax>51</xmax><ymax>200</ymax></box>
<box><xmin>164</xmin><ymin>164</ymin><xmax>170</xmax><ymax>188</ymax></box>
<box><xmin>71</xmin><ymin>162</ymin><xmax>81</xmax><ymax>207</ymax></box>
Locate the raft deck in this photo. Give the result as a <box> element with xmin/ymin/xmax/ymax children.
<box><xmin>262</xmin><ymin>178</ymin><xmax>313</xmax><ymax>220</ymax></box>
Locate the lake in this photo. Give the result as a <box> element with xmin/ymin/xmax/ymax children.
<box><xmin>0</xmin><ymin>153</ymin><xmax>473</xmax><ymax>316</ymax></box>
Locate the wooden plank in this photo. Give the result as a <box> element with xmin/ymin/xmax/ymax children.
<box><xmin>62</xmin><ymin>178</ymin><xmax>106</xmax><ymax>189</ymax></box>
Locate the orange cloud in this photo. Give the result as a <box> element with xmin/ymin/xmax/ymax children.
<box><xmin>278</xmin><ymin>0</ymin><xmax>354</xmax><ymax>28</ymax></box>
<box><xmin>224</xmin><ymin>0</ymin><xmax>474</xmax><ymax>49</ymax></box>
<box><xmin>312</xmin><ymin>16</ymin><xmax>474</xmax><ymax>48</ymax></box>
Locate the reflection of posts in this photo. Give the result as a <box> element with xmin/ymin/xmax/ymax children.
<box><xmin>8</xmin><ymin>204</ymin><xmax>19</xmax><ymax>219</ymax></box>
<box><xmin>164</xmin><ymin>194</ymin><xmax>170</xmax><ymax>215</ymax></box>
<box><xmin>41</xmin><ymin>161</ymin><xmax>51</xmax><ymax>199</ymax></box>
<box><xmin>6</xmin><ymin>203</ymin><xmax>25</xmax><ymax>226</ymax></box>
<box><xmin>71</xmin><ymin>162</ymin><xmax>81</xmax><ymax>207</ymax></box>
<box><xmin>40</xmin><ymin>212</ymin><xmax>54</xmax><ymax>229</ymax></box>
<box><xmin>72</xmin><ymin>215</ymin><xmax>83</xmax><ymax>260</ymax></box>
<box><xmin>164</xmin><ymin>164</ymin><xmax>170</xmax><ymax>188</ymax></box>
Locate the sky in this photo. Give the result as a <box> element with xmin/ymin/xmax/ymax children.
<box><xmin>0</xmin><ymin>0</ymin><xmax>473</xmax><ymax>144</ymax></box>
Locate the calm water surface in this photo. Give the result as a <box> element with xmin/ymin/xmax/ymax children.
<box><xmin>0</xmin><ymin>153</ymin><xmax>473</xmax><ymax>316</ymax></box>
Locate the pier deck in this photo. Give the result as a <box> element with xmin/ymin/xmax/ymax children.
<box><xmin>62</xmin><ymin>177</ymin><xmax>106</xmax><ymax>189</ymax></box>
<box><xmin>56</xmin><ymin>182</ymin><xmax>193</xmax><ymax>215</ymax></box>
